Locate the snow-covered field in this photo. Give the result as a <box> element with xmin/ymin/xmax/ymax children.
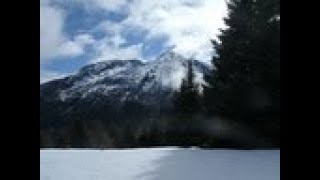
<box><xmin>40</xmin><ymin>148</ymin><xmax>280</xmax><ymax>180</ymax></box>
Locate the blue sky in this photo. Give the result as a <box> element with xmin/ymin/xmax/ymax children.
<box><xmin>40</xmin><ymin>0</ymin><xmax>227</xmax><ymax>83</ymax></box>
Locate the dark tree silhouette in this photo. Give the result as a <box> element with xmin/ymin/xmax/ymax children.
<box><xmin>70</xmin><ymin>119</ymin><xmax>88</xmax><ymax>148</ymax></box>
<box><xmin>174</xmin><ymin>60</ymin><xmax>202</xmax><ymax>116</ymax></box>
<box><xmin>203</xmin><ymin>0</ymin><xmax>280</xmax><ymax>146</ymax></box>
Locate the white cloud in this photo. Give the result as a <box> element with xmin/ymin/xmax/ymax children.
<box><xmin>74</xmin><ymin>34</ymin><xmax>96</xmax><ymax>46</ymax></box>
<box><xmin>40</xmin><ymin>1</ymin><xmax>95</xmax><ymax>63</ymax></box>
<box><xmin>41</xmin><ymin>0</ymin><xmax>227</xmax><ymax>63</ymax></box>
<box><xmin>92</xmin><ymin>43</ymin><xmax>143</xmax><ymax>63</ymax></box>
<box><xmin>93</xmin><ymin>0</ymin><xmax>129</xmax><ymax>12</ymax></box>
<box><xmin>123</xmin><ymin>0</ymin><xmax>227</xmax><ymax>62</ymax></box>
<box><xmin>50</xmin><ymin>0</ymin><xmax>129</xmax><ymax>12</ymax></box>
<box><xmin>57</xmin><ymin>40</ymin><xmax>84</xmax><ymax>57</ymax></box>
<box><xmin>87</xmin><ymin>0</ymin><xmax>227</xmax><ymax>64</ymax></box>
<box><xmin>40</xmin><ymin>0</ymin><xmax>98</xmax><ymax>83</ymax></box>
<box><xmin>93</xmin><ymin>21</ymin><xmax>126</xmax><ymax>46</ymax></box>
<box><xmin>40</xmin><ymin>3</ymin><xmax>66</xmax><ymax>61</ymax></box>
<box><xmin>40</xmin><ymin>0</ymin><xmax>228</xmax><ymax>83</ymax></box>
<box><xmin>88</xmin><ymin>19</ymin><xmax>145</xmax><ymax>62</ymax></box>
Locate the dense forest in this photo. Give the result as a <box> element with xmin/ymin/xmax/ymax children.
<box><xmin>40</xmin><ymin>0</ymin><xmax>280</xmax><ymax>149</ymax></box>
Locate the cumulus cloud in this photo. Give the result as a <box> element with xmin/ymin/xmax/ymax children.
<box><xmin>49</xmin><ymin>0</ymin><xmax>129</xmax><ymax>12</ymax></box>
<box><xmin>88</xmin><ymin>0</ymin><xmax>227</xmax><ymax>63</ymax></box>
<box><xmin>92</xmin><ymin>43</ymin><xmax>143</xmax><ymax>63</ymax></box>
<box><xmin>40</xmin><ymin>0</ymin><xmax>97</xmax><ymax>82</ymax></box>
<box><xmin>40</xmin><ymin>0</ymin><xmax>228</xmax><ymax>82</ymax></box>
<box><xmin>40</xmin><ymin>3</ymin><xmax>66</xmax><ymax>61</ymax></box>
<box><xmin>41</xmin><ymin>0</ymin><xmax>227</xmax><ymax>63</ymax></box>
<box><xmin>40</xmin><ymin>0</ymin><xmax>95</xmax><ymax>62</ymax></box>
<box><xmin>92</xmin><ymin>0</ymin><xmax>129</xmax><ymax>12</ymax></box>
<box><xmin>124</xmin><ymin>0</ymin><xmax>227</xmax><ymax>62</ymax></box>
<box><xmin>74</xmin><ymin>34</ymin><xmax>96</xmax><ymax>46</ymax></box>
<box><xmin>87</xmin><ymin>20</ymin><xmax>145</xmax><ymax>62</ymax></box>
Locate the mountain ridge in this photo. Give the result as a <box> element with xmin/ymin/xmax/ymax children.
<box><xmin>41</xmin><ymin>51</ymin><xmax>209</xmax><ymax>103</ymax></box>
<box><xmin>40</xmin><ymin>51</ymin><xmax>210</xmax><ymax>131</ymax></box>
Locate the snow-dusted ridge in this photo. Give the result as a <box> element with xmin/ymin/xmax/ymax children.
<box><xmin>41</xmin><ymin>50</ymin><xmax>210</xmax><ymax>106</ymax></box>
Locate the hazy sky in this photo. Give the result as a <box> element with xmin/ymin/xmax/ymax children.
<box><xmin>40</xmin><ymin>0</ymin><xmax>227</xmax><ymax>83</ymax></box>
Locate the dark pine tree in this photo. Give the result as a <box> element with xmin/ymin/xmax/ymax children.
<box><xmin>174</xmin><ymin>60</ymin><xmax>201</xmax><ymax>116</ymax></box>
<box><xmin>203</xmin><ymin>0</ymin><xmax>280</xmax><ymax>146</ymax></box>
<box><xmin>171</xmin><ymin>60</ymin><xmax>204</xmax><ymax>147</ymax></box>
<box><xmin>204</xmin><ymin>0</ymin><xmax>258</xmax><ymax>117</ymax></box>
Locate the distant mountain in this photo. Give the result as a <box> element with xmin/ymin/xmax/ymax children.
<box><xmin>40</xmin><ymin>50</ymin><xmax>209</xmax><ymax>130</ymax></box>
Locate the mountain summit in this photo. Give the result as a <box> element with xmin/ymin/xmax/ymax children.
<box><xmin>41</xmin><ymin>51</ymin><xmax>208</xmax><ymax>104</ymax></box>
<box><xmin>40</xmin><ymin>50</ymin><xmax>209</xmax><ymax>130</ymax></box>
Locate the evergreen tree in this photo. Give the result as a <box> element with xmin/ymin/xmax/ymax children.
<box><xmin>174</xmin><ymin>60</ymin><xmax>201</xmax><ymax>116</ymax></box>
<box><xmin>204</xmin><ymin>0</ymin><xmax>279</xmax><ymax>114</ymax></box>
<box><xmin>203</xmin><ymin>0</ymin><xmax>280</xmax><ymax>146</ymax></box>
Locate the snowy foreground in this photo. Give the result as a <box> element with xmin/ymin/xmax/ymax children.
<box><xmin>40</xmin><ymin>148</ymin><xmax>280</xmax><ymax>180</ymax></box>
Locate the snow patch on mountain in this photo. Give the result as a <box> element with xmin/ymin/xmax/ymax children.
<box><xmin>42</xmin><ymin>51</ymin><xmax>209</xmax><ymax>103</ymax></box>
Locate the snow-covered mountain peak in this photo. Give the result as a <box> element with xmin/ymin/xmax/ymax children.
<box><xmin>41</xmin><ymin>50</ymin><xmax>209</xmax><ymax>104</ymax></box>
